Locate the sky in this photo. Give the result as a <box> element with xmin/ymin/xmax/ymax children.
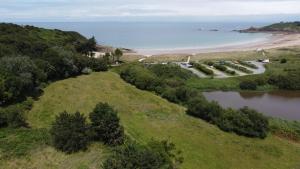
<box><xmin>0</xmin><ymin>0</ymin><xmax>300</xmax><ymax>21</ymax></box>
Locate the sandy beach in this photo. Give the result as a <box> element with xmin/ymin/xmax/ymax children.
<box><xmin>135</xmin><ymin>33</ymin><xmax>300</xmax><ymax>55</ymax></box>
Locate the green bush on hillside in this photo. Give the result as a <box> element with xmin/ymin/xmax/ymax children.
<box><xmin>217</xmin><ymin>107</ymin><xmax>269</xmax><ymax>138</ymax></box>
<box><xmin>50</xmin><ymin>111</ymin><xmax>89</xmax><ymax>153</ymax></box>
<box><xmin>0</xmin><ymin>98</ymin><xmax>33</xmax><ymax>128</ymax></box>
<box><xmin>89</xmin><ymin>103</ymin><xmax>124</xmax><ymax>146</ymax></box>
<box><xmin>120</xmin><ymin>64</ymin><xmax>200</xmax><ymax>104</ymax></box>
<box><xmin>103</xmin><ymin>139</ymin><xmax>183</xmax><ymax>169</ymax></box>
<box><xmin>187</xmin><ymin>99</ymin><xmax>269</xmax><ymax>138</ymax></box>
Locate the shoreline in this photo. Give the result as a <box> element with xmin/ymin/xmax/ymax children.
<box><xmin>134</xmin><ymin>33</ymin><xmax>300</xmax><ymax>55</ymax></box>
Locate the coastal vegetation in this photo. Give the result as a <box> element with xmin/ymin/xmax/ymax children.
<box><xmin>0</xmin><ymin>23</ymin><xmax>300</xmax><ymax>169</ymax></box>
<box><xmin>1</xmin><ymin>72</ymin><xmax>297</xmax><ymax>169</ymax></box>
<box><xmin>0</xmin><ymin>23</ymin><xmax>108</xmax><ymax>106</ymax></box>
<box><xmin>239</xmin><ymin>21</ymin><xmax>300</xmax><ymax>33</ymax></box>
<box><xmin>119</xmin><ymin>63</ymin><xmax>269</xmax><ymax>138</ymax></box>
<box><xmin>103</xmin><ymin>139</ymin><xmax>183</xmax><ymax>169</ymax></box>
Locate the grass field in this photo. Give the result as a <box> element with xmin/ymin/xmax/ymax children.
<box><xmin>1</xmin><ymin>72</ymin><xmax>299</xmax><ymax>169</ymax></box>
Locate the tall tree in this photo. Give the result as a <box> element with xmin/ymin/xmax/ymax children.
<box><xmin>114</xmin><ymin>48</ymin><xmax>123</xmax><ymax>62</ymax></box>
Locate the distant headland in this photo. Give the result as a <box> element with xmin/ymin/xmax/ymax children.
<box><xmin>237</xmin><ymin>21</ymin><xmax>300</xmax><ymax>33</ymax></box>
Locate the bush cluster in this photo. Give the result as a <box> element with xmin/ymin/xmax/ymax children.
<box><xmin>187</xmin><ymin>99</ymin><xmax>269</xmax><ymax>138</ymax></box>
<box><xmin>89</xmin><ymin>103</ymin><xmax>124</xmax><ymax>145</ymax></box>
<box><xmin>224</xmin><ymin>62</ymin><xmax>253</xmax><ymax>74</ymax></box>
<box><xmin>0</xmin><ymin>98</ymin><xmax>33</xmax><ymax>128</ymax></box>
<box><xmin>50</xmin><ymin>102</ymin><xmax>183</xmax><ymax>168</ymax></box>
<box><xmin>50</xmin><ymin>102</ymin><xmax>124</xmax><ymax>153</ymax></box>
<box><xmin>103</xmin><ymin>139</ymin><xmax>183</xmax><ymax>169</ymax></box>
<box><xmin>267</xmin><ymin>70</ymin><xmax>300</xmax><ymax>90</ymax></box>
<box><xmin>204</xmin><ymin>61</ymin><xmax>215</xmax><ymax>66</ymax></box>
<box><xmin>191</xmin><ymin>62</ymin><xmax>214</xmax><ymax>75</ymax></box>
<box><xmin>213</xmin><ymin>64</ymin><xmax>227</xmax><ymax>72</ymax></box>
<box><xmin>120</xmin><ymin>64</ymin><xmax>201</xmax><ymax>104</ymax></box>
<box><xmin>225</xmin><ymin>69</ymin><xmax>236</xmax><ymax>75</ymax></box>
<box><xmin>237</xmin><ymin>61</ymin><xmax>258</xmax><ymax>69</ymax></box>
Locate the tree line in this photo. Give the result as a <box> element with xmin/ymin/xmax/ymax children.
<box><xmin>120</xmin><ymin>63</ymin><xmax>269</xmax><ymax>138</ymax></box>
<box><xmin>239</xmin><ymin>69</ymin><xmax>300</xmax><ymax>90</ymax></box>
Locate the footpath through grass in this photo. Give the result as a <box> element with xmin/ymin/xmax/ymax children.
<box><xmin>1</xmin><ymin>72</ymin><xmax>299</xmax><ymax>169</ymax></box>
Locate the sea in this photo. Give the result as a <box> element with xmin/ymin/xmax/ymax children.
<box><xmin>19</xmin><ymin>22</ymin><xmax>271</xmax><ymax>51</ymax></box>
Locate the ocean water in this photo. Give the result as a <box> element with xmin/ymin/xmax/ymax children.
<box><xmin>20</xmin><ymin>22</ymin><xmax>270</xmax><ymax>50</ymax></box>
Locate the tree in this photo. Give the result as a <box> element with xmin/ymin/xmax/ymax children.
<box><xmin>102</xmin><ymin>140</ymin><xmax>183</xmax><ymax>169</ymax></box>
<box><xmin>114</xmin><ymin>48</ymin><xmax>123</xmax><ymax>62</ymax></box>
<box><xmin>89</xmin><ymin>58</ymin><xmax>108</xmax><ymax>72</ymax></box>
<box><xmin>89</xmin><ymin>103</ymin><xmax>124</xmax><ymax>145</ymax></box>
<box><xmin>76</xmin><ymin>36</ymin><xmax>97</xmax><ymax>56</ymax></box>
<box><xmin>50</xmin><ymin>111</ymin><xmax>89</xmax><ymax>153</ymax></box>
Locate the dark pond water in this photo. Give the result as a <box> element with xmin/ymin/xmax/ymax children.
<box><xmin>203</xmin><ymin>91</ymin><xmax>300</xmax><ymax>120</ymax></box>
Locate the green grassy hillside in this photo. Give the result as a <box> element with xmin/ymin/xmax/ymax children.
<box><xmin>1</xmin><ymin>72</ymin><xmax>299</xmax><ymax>169</ymax></box>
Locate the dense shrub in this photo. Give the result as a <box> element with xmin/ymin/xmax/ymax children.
<box><xmin>224</xmin><ymin>62</ymin><xmax>253</xmax><ymax>73</ymax></box>
<box><xmin>89</xmin><ymin>103</ymin><xmax>124</xmax><ymax>145</ymax></box>
<box><xmin>50</xmin><ymin>111</ymin><xmax>89</xmax><ymax>153</ymax></box>
<box><xmin>225</xmin><ymin>69</ymin><xmax>236</xmax><ymax>75</ymax></box>
<box><xmin>186</xmin><ymin>99</ymin><xmax>269</xmax><ymax>138</ymax></box>
<box><xmin>88</xmin><ymin>57</ymin><xmax>108</xmax><ymax>72</ymax></box>
<box><xmin>191</xmin><ymin>62</ymin><xmax>214</xmax><ymax>75</ymax></box>
<box><xmin>280</xmin><ymin>58</ymin><xmax>287</xmax><ymax>63</ymax></box>
<box><xmin>187</xmin><ymin>98</ymin><xmax>223</xmax><ymax>123</ymax></box>
<box><xmin>239</xmin><ymin>80</ymin><xmax>257</xmax><ymax>90</ymax></box>
<box><xmin>237</xmin><ymin>61</ymin><xmax>258</xmax><ymax>69</ymax></box>
<box><xmin>213</xmin><ymin>64</ymin><xmax>227</xmax><ymax>72</ymax></box>
<box><xmin>120</xmin><ymin>65</ymin><xmax>161</xmax><ymax>91</ymax></box>
<box><xmin>204</xmin><ymin>61</ymin><xmax>215</xmax><ymax>66</ymax></box>
<box><xmin>103</xmin><ymin>140</ymin><xmax>183</xmax><ymax>169</ymax></box>
<box><xmin>147</xmin><ymin>64</ymin><xmax>194</xmax><ymax>80</ymax></box>
<box><xmin>268</xmin><ymin>71</ymin><xmax>300</xmax><ymax>90</ymax></box>
<box><xmin>0</xmin><ymin>99</ymin><xmax>32</xmax><ymax>128</ymax></box>
<box><xmin>217</xmin><ymin>107</ymin><xmax>269</xmax><ymax>138</ymax></box>
<box><xmin>162</xmin><ymin>86</ymin><xmax>201</xmax><ymax>104</ymax></box>
<box><xmin>120</xmin><ymin>64</ymin><xmax>199</xmax><ymax>105</ymax></box>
